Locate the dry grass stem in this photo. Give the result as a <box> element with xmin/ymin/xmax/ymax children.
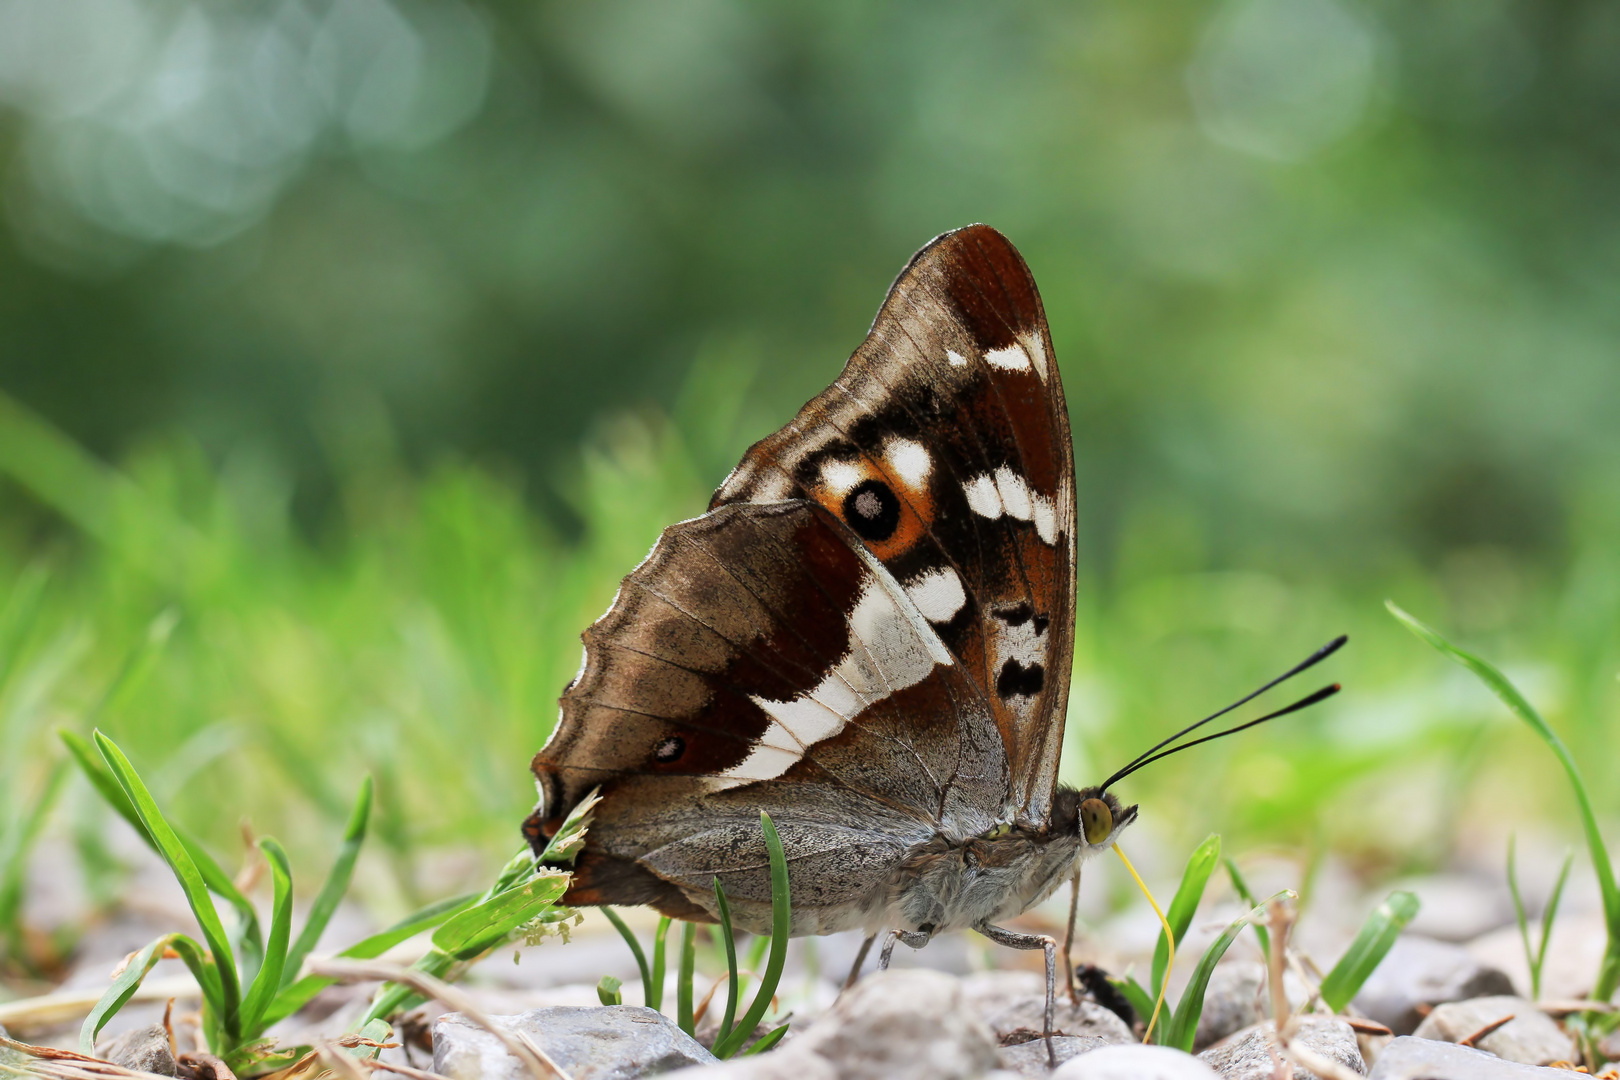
<box><xmin>364</xmin><ymin>1059</ymin><xmax>448</xmax><ymax>1080</ymax></box>
<box><xmin>1284</xmin><ymin>1042</ymin><xmax>1365</xmax><ymax>1080</ymax></box>
<box><xmin>304</xmin><ymin>959</ymin><xmax>568</xmax><ymax>1080</ymax></box>
<box><xmin>0</xmin><ymin>978</ymin><xmax>200</xmax><ymax>1037</ymax></box>
<box><xmin>314</xmin><ymin>1046</ymin><xmax>369</xmax><ymax>1080</ymax></box>
<box><xmin>1457</xmin><ymin>1014</ymin><xmax>1515</xmax><ymax>1048</ymax></box>
<box><xmin>1538</xmin><ymin>1000</ymin><xmax>1618</xmax><ymax>1016</ymax></box>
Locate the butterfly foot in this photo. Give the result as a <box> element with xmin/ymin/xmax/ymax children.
<box><xmin>876</xmin><ymin>928</ymin><xmax>930</xmax><ymax>971</ymax></box>
<box><xmin>978</xmin><ymin>923</ymin><xmax>1059</xmax><ymax>1069</ymax></box>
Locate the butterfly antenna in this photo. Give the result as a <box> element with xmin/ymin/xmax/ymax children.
<box><xmin>1099</xmin><ymin>634</ymin><xmax>1347</xmax><ymax>791</ymax></box>
<box><xmin>1101</xmin><ymin>683</ymin><xmax>1341</xmax><ymax>790</ymax></box>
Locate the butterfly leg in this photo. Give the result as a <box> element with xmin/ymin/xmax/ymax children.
<box><xmin>876</xmin><ymin>929</ymin><xmax>929</xmax><ymax>971</ymax></box>
<box><xmin>843</xmin><ymin>934</ymin><xmax>877</xmax><ymax>990</ymax></box>
<box><xmin>1062</xmin><ymin>870</ymin><xmax>1081</xmax><ymax>1004</ymax></box>
<box><xmin>977</xmin><ymin>922</ymin><xmax>1058</xmax><ymax>1069</ymax></box>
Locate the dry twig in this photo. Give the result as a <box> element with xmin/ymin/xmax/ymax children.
<box><xmin>304</xmin><ymin>958</ymin><xmax>569</xmax><ymax>1080</ymax></box>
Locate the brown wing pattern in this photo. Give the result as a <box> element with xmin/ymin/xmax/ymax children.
<box><xmin>529</xmin><ymin>500</ymin><xmax>1008</xmax><ymax>932</ymax></box>
<box><xmin>711</xmin><ymin>225</ymin><xmax>1076</xmax><ymax>822</ymax></box>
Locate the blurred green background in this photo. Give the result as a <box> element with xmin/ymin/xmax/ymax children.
<box><xmin>2</xmin><ymin>0</ymin><xmax>1617</xmax><ymax>940</ymax></box>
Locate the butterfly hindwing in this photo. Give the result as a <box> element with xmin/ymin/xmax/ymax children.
<box><xmin>711</xmin><ymin>224</ymin><xmax>1076</xmax><ymax>823</ymax></box>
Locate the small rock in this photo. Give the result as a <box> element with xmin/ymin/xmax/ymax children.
<box><xmin>792</xmin><ymin>968</ymin><xmax>1001</xmax><ymax>1080</ymax></box>
<box><xmin>1390</xmin><ymin>874</ymin><xmax>1513</xmax><ymax>943</ymax></box>
<box><xmin>1192</xmin><ymin>963</ymin><xmax>1313</xmax><ymax>1051</ymax></box>
<box><xmin>662</xmin><ymin>1047</ymin><xmax>838</xmax><ymax>1080</ymax></box>
<box><xmin>432</xmin><ymin>1006</ymin><xmax>716</xmax><ymax>1080</ymax></box>
<box><xmin>1198</xmin><ymin>1017</ymin><xmax>1364</xmax><ymax>1080</ymax></box>
<box><xmin>99</xmin><ymin>1023</ymin><xmax>177</xmax><ymax>1076</ymax></box>
<box><xmin>1051</xmin><ymin>1044</ymin><xmax>1220</xmax><ymax>1079</ymax></box>
<box><xmin>1351</xmin><ymin>934</ymin><xmax>1514</xmax><ymax>1034</ymax></box>
<box><xmin>998</xmin><ymin>1036</ymin><xmax>1112</xmax><ymax>1076</ymax></box>
<box><xmin>962</xmin><ymin>972</ymin><xmax>1133</xmax><ymax>1046</ymax></box>
<box><xmin>1365</xmin><ymin>1035</ymin><xmax>1573</xmax><ymax>1078</ymax></box>
<box><xmin>1410</xmin><ymin>995</ymin><xmax>1574</xmax><ymax>1067</ymax></box>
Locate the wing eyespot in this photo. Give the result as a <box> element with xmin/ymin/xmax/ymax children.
<box><xmin>842</xmin><ymin>479</ymin><xmax>901</xmax><ymax>542</ymax></box>
<box><xmin>653</xmin><ymin>736</ymin><xmax>686</xmax><ymax>763</ymax></box>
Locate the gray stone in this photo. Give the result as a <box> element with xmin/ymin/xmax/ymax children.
<box><xmin>1351</xmin><ymin>934</ymin><xmax>1514</xmax><ymax>1034</ymax></box>
<box><xmin>792</xmin><ymin>968</ymin><xmax>1001</xmax><ymax>1080</ymax></box>
<box><xmin>1410</xmin><ymin>995</ymin><xmax>1575</xmax><ymax>1067</ymax></box>
<box><xmin>432</xmin><ymin>1006</ymin><xmax>716</xmax><ymax>1080</ymax></box>
<box><xmin>1366</xmin><ymin>1036</ymin><xmax>1575</xmax><ymax>1079</ymax></box>
<box><xmin>962</xmin><ymin>971</ymin><xmax>1132</xmax><ymax>1046</ymax></box>
<box><xmin>99</xmin><ymin>1023</ymin><xmax>177</xmax><ymax>1076</ymax></box>
<box><xmin>1052</xmin><ymin>1044</ymin><xmax>1220</xmax><ymax>1079</ymax></box>
<box><xmin>1391</xmin><ymin>873</ymin><xmax>1514</xmax><ymax>943</ymax></box>
<box><xmin>661</xmin><ymin>1047</ymin><xmax>838</xmax><ymax>1080</ymax></box>
<box><xmin>997</xmin><ymin>1036</ymin><xmax>1112</xmax><ymax>1076</ymax></box>
<box><xmin>1198</xmin><ymin>1017</ymin><xmax>1364</xmax><ymax>1080</ymax></box>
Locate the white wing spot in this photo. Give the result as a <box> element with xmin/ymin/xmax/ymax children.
<box><xmin>819</xmin><ymin>459</ymin><xmax>865</xmax><ymax>496</ymax></box>
<box><xmin>885</xmin><ymin>438</ymin><xmax>932</xmax><ymax>490</ymax></box>
<box><xmin>905</xmin><ymin>567</ymin><xmax>967</xmax><ymax>623</ymax></box>
<box><xmin>1031</xmin><ymin>492</ymin><xmax>1058</xmax><ymax>545</ymax></box>
<box><xmin>963</xmin><ymin>474</ymin><xmax>1003</xmax><ymax>519</ymax></box>
<box><xmin>995</xmin><ymin>466</ymin><xmax>1033</xmax><ymax>521</ymax></box>
<box><xmin>718</xmin><ymin>561</ymin><xmax>952</xmax><ymax>788</ymax></box>
<box><xmin>1019</xmin><ymin>332</ymin><xmax>1049</xmax><ymax>383</ymax></box>
<box><xmin>985</xmin><ymin>345</ymin><xmax>1030</xmax><ymax>372</ymax></box>
<box><xmin>948</xmin><ymin>349</ymin><xmax>968</xmax><ymax>367</ymax></box>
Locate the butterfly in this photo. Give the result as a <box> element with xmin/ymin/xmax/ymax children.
<box><xmin>523</xmin><ymin>224</ymin><xmax>1343</xmax><ymax>1053</ymax></box>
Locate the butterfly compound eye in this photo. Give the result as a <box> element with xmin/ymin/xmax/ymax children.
<box><xmin>1080</xmin><ymin>798</ymin><xmax>1113</xmax><ymax>845</ymax></box>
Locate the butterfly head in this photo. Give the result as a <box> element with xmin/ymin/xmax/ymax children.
<box><xmin>1054</xmin><ymin>785</ymin><xmax>1137</xmax><ymax>851</ymax></box>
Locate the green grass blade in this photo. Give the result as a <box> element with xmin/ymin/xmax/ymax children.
<box><xmin>61</xmin><ymin>729</ymin><xmax>142</xmax><ymax>833</ymax></box>
<box><xmin>1319</xmin><ymin>889</ymin><xmax>1420</xmax><ymax>1012</ymax></box>
<box><xmin>1153</xmin><ymin>834</ymin><xmax>1221</xmax><ymax>995</ymax></box>
<box><xmin>1388</xmin><ymin>601</ymin><xmax>1620</xmax><ymax>999</ymax></box>
<box><xmin>741</xmin><ymin>1024</ymin><xmax>789</xmax><ymax>1055</ymax></box>
<box><xmin>677</xmin><ymin>920</ymin><xmax>697</xmax><ymax>1035</ymax></box>
<box><xmin>1165</xmin><ymin>889</ymin><xmax>1293</xmax><ymax>1051</ymax></box>
<box><xmin>713</xmin><ymin>813</ymin><xmax>790</xmax><ymax>1059</ymax></box>
<box><xmin>284</xmin><ymin>776</ymin><xmax>372</xmax><ymax>987</ymax></box>
<box><xmin>603</xmin><ymin>908</ymin><xmax>656</xmax><ymax>1008</ymax></box>
<box><xmin>240</xmin><ymin>839</ymin><xmax>294</xmax><ymax>1036</ymax></box>
<box><xmin>62</xmin><ymin>729</ymin><xmax>264</xmax><ymax>973</ymax></box>
<box><xmin>79</xmin><ymin>933</ymin><xmax>180</xmax><ymax>1053</ymax></box>
<box><xmin>430</xmin><ymin>869</ymin><xmax>569</xmax><ymax>960</ymax></box>
<box><xmin>80</xmin><ymin>932</ymin><xmax>225</xmax><ymax>1053</ymax></box>
<box><xmin>1536</xmin><ymin>850</ymin><xmax>1575</xmax><ymax>1000</ymax></box>
<box><xmin>598</xmin><ymin>975</ymin><xmax>623</xmax><ymax>1006</ymax></box>
<box><xmin>539</xmin><ymin>789</ymin><xmax>600</xmax><ymax>865</ymax></box>
<box><xmin>713</xmin><ymin>877</ymin><xmax>739</xmax><ymax>1042</ymax></box>
<box><xmin>263</xmin><ymin>891</ymin><xmax>478</xmax><ymax>1027</ymax></box>
<box><xmin>92</xmin><ymin>730</ymin><xmax>242</xmax><ymax>1041</ymax></box>
<box><xmin>649</xmin><ymin>917</ymin><xmax>671</xmax><ymax>1012</ymax></box>
<box><xmin>1224</xmin><ymin>857</ymin><xmax>1271</xmax><ymax>957</ymax></box>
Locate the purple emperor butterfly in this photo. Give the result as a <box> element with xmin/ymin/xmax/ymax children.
<box><xmin>523</xmin><ymin>225</ymin><xmax>1344</xmax><ymax>1051</ymax></box>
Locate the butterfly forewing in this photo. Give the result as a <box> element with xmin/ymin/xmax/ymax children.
<box><xmin>711</xmin><ymin>225</ymin><xmax>1076</xmax><ymax>822</ymax></box>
